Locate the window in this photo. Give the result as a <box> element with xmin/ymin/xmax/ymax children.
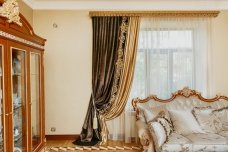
<box><xmin>139</xmin><ymin>29</ymin><xmax>194</xmax><ymax>98</ymax></box>
<box><xmin>126</xmin><ymin>18</ymin><xmax>210</xmax><ymax>110</ymax></box>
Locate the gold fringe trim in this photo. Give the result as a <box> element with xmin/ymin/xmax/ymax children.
<box><xmin>108</xmin><ymin>17</ymin><xmax>128</xmax><ymax>109</ymax></box>
<box><xmin>212</xmin><ymin>106</ymin><xmax>228</xmax><ymax>113</ymax></box>
<box><xmin>90</xmin><ymin>11</ymin><xmax>219</xmax><ymax>18</ymax></box>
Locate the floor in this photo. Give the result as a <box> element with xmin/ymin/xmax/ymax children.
<box><xmin>45</xmin><ymin>140</ymin><xmax>142</xmax><ymax>152</ymax></box>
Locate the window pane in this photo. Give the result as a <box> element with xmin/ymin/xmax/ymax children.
<box><xmin>0</xmin><ymin>46</ymin><xmax>3</xmax><ymax>151</ymax></box>
<box><xmin>149</xmin><ymin>53</ymin><xmax>169</xmax><ymax>98</ymax></box>
<box><xmin>131</xmin><ymin>29</ymin><xmax>194</xmax><ymax>100</ymax></box>
<box><xmin>12</xmin><ymin>48</ymin><xmax>26</xmax><ymax>152</ymax></box>
<box><xmin>30</xmin><ymin>53</ymin><xmax>41</xmax><ymax>150</ymax></box>
<box><xmin>173</xmin><ymin>50</ymin><xmax>193</xmax><ymax>91</ymax></box>
<box><xmin>125</xmin><ymin>51</ymin><xmax>145</xmax><ymax>110</ymax></box>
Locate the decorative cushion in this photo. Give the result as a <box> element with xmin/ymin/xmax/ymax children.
<box><xmin>143</xmin><ymin>105</ymin><xmax>170</xmax><ymax>122</ymax></box>
<box><xmin>136</xmin><ymin>104</ymin><xmax>148</xmax><ymax>122</ymax></box>
<box><xmin>213</xmin><ymin>106</ymin><xmax>228</xmax><ymax>131</ymax></box>
<box><xmin>148</xmin><ymin>121</ymin><xmax>166</xmax><ymax>147</ymax></box>
<box><xmin>147</xmin><ymin>111</ymin><xmax>174</xmax><ymax>148</ymax></box>
<box><xmin>169</xmin><ymin>109</ymin><xmax>205</xmax><ymax>135</ymax></box>
<box><xmin>192</xmin><ymin>106</ymin><xmax>223</xmax><ymax>133</ymax></box>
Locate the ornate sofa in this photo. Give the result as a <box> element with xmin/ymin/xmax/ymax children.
<box><xmin>132</xmin><ymin>88</ymin><xmax>228</xmax><ymax>152</ymax></box>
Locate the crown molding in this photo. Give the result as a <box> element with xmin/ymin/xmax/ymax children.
<box><xmin>22</xmin><ymin>0</ymin><xmax>34</xmax><ymax>8</ymax></box>
<box><xmin>22</xmin><ymin>0</ymin><xmax>228</xmax><ymax>10</ymax></box>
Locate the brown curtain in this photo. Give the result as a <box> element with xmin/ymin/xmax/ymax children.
<box><xmin>74</xmin><ymin>16</ymin><xmax>129</xmax><ymax>146</ymax></box>
<box><xmin>99</xmin><ymin>17</ymin><xmax>140</xmax><ymax>145</ymax></box>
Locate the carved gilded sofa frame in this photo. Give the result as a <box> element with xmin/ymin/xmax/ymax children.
<box><xmin>132</xmin><ymin>87</ymin><xmax>228</xmax><ymax>151</ymax></box>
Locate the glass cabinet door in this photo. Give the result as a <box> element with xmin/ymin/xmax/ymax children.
<box><xmin>30</xmin><ymin>53</ymin><xmax>41</xmax><ymax>150</ymax></box>
<box><xmin>11</xmin><ymin>48</ymin><xmax>26</xmax><ymax>152</ymax></box>
<box><xmin>0</xmin><ymin>45</ymin><xmax>3</xmax><ymax>152</ymax></box>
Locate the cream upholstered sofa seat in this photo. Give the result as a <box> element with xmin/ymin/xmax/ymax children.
<box><xmin>161</xmin><ymin>132</ymin><xmax>228</xmax><ymax>152</ymax></box>
<box><xmin>132</xmin><ymin>88</ymin><xmax>228</xmax><ymax>152</ymax></box>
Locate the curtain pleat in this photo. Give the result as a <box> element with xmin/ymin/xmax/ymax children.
<box><xmin>74</xmin><ymin>17</ymin><xmax>123</xmax><ymax>146</ymax></box>
<box><xmin>100</xmin><ymin>17</ymin><xmax>140</xmax><ymax>145</ymax></box>
<box><xmin>74</xmin><ymin>16</ymin><xmax>140</xmax><ymax>146</ymax></box>
<box><xmin>104</xmin><ymin>17</ymin><xmax>140</xmax><ymax>119</ymax></box>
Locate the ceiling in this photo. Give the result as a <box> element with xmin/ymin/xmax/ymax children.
<box><xmin>22</xmin><ymin>0</ymin><xmax>228</xmax><ymax>10</ymax></box>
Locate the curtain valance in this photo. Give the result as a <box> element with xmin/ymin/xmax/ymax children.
<box><xmin>89</xmin><ymin>11</ymin><xmax>219</xmax><ymax>18</ymax></box>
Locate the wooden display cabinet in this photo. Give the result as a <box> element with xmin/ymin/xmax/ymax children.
<box><xmin>0</xmin><ymin>3</ymin><xmax>46</xmax><ymax>152</ymax></box>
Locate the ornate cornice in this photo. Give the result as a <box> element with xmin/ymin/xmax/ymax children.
<box><xmin>90</xmin><ymin>11</ymin><xmax>220</xmax><ymax>18</ymax></box>
<box><xmin>0</xmin><ymin>30</ymin><xmax>44</xmax><ymax>49</ymax></box>
<box><xmin>0</xmin><ymin>0</ymin><xmax>22</xmax><ymax>26</ymax></box>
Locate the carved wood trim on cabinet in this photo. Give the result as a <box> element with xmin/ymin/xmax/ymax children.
<box><xmin>0</xmin><ymin>8</ymin><xmax>46</xmax><ymax>152</ymax></box>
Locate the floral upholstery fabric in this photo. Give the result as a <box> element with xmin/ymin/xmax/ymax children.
<box><xmin>161</xmin><ymin>133</ymin><xmax>192</xmax><ymax>152</ymax></box>
<box><xmin>219</xmin><ymin>131</ymin><xmax>228</xmax><ymax>138</ymax></box>
<box><xmin>144</xmin><ymin>105</ymin><xmax>170</xmax><ymax>122</ymax></box>
<box><xmin>185</xmin><ymin>133</ymin><xmax>227</xmax><ymax>144</ymax></box>
<box><xmin>192</xmin><ymin>107</ymin><xmax>223</xmax><ymax>133</ymax></box>
<box><xmin>191</xmin><ymin>145</ymin><xmax>228</xmax><ymax>152</ymax></box>
<box><xmin>213</xmin><ymin>107</ymin><xmax>228</xmax><ymax>131</ymax></box>
<box><xmin>148</xmin><ymin>111</ymin><xmax>174</xmax><ymax>151</ymax></box>
<box><xmin>161</xmin><ymin>133</ymin><xmax>228</xmax><ymax>152</ymax></box>
<box><xmin>219</xmin><ymin>131</ymin><xmax>228</xmax><ymax>144</ymax></box>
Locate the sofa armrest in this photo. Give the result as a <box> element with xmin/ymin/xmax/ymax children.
<box><xmin>136</xmin><ymin>120</ymin><xmax>151</xmax><ymax>146</ymax></box>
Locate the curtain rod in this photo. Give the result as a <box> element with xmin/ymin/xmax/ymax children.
<box><xmin>89</xmin><ymin>11</ymin><xmax>220</xmax><ymax>18</ymax></box>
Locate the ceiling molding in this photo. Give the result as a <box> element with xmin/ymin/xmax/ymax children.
<box><xmin>22</xmin><ymin>0</ymin><xmax>228</xmax><ymax>10</ymax></box>
<box><xmin>22</xmin><ymin>0</ymin><xmax>34</xmax><ymax>8</ymax></box>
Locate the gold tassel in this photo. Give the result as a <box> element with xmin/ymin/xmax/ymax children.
<box><xmin>93</xmin><ymin>116</ymin><xmax>97</xmax><ymax>129</ymax></box>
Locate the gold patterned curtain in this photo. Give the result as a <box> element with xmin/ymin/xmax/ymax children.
<box><xmin>100</xmin><ymin>17</ymin><xmax>140</xmax><ymax>145</ymax></box>
<box><xmin>74</xmin><ymin>16</ymin><xmax>125</xmax><ymax>146</ymax></box>
<box><xmin>74</xmin><ymin>16</ymin><xmax>140</xmax><ymax>146</ymax></box>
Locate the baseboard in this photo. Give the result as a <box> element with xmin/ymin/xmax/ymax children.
<box><xmin>46</xmin><ymin>134</ymin><xmax>79</xmax><ymax>140</ymax></box>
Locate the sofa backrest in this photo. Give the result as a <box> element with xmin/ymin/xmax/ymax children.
<box><xmin>132</xmin><ymin>87</ymin><xmax>228</xmax><ymax>121</ymax></box>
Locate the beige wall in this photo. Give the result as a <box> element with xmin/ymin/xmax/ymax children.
<box><xmin>33</xmin><ymin>11</ymin><xmax>92</xmax><ymax>134</ymax></box>
<box><xmin>33</xmin><ymin>10</ymin><xmax>228</xmax><ymax>135</ymax></box>
<box><xmin>18</xmin><ymin>0</ymin><xmax>33</xmax><ymax>26</ymax></box>
<box><xmin>211</xmin><ymin>11</ymin><xmax>228</xmax><ymax>95</ymax></box>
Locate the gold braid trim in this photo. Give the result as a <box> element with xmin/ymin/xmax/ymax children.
<box><xmin>212</xmin><ymin>106</ymin><xmax>228</xmax><ymax>113</ymax></box>
<box><xmin>99</xmin><ymin>17</ymin><xmax>129</xmax><ymax>114</ymax></box>
<box><xmin>90</xmin><ymin>11</ymin><xmax>219</xmax><ymax>18</ymax></box>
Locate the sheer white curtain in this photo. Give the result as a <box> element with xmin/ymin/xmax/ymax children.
<box><xmin>107</xmin><ymin>17</ymin><xmax>212</xmax><ymax>143</ymax></box>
